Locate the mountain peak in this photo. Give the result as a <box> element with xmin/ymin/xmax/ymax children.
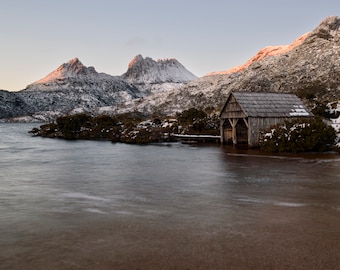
<box><xmin>28</xmin><ymin>58</ymin><xmax>99</xmax><ymax>86</ymax></box>
<box><xmin>128</xmin><ymin>54</ymin><xmax>144</xmax><ymax>69</ymax></box>
<box><xmin>58</xmin><ymin>57</ymin><xmax>97</xmax><ymax>76</ymax></box>
<box><xmin>307</xmin><ymin>15</ymin><xmax>340</xmax><ymax>41</ymax></box>
<box><xmin>66</xmin><ymin>57</ymin><xmax>84</xmax><ymax>70</ymax></box>
<box><xmin>122</xmin><ymin>55</ymin><xmax>197</xmax><ymax>84</ymax></box>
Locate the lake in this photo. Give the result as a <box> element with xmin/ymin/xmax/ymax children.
<box><xmin>0</xmin><ymin>123</ymin><xmax>339</xmax><ymax>269</ymax></box>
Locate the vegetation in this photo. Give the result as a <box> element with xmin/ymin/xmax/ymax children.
<box><xmin>260</xmin><ymin>117</ymin><xmax>336</xmax><ymax>153</ymax></box>
<box><xmin>38</xmin><ymin>113</ymin><xmax>122</xmax><ymax>141</ymax></box>
<box><xmin>297</xmin><ymin>86</ymin><xmax>318</xmax><ymax>101</ymax></box>
<box><xmin>31</xmin><ymin>108</ymin><xmax>220</xmax><ymax>144</ymax></box>
<box><xmin>176</xmin><ymin>108</ymin><xmax>220</xmax><ymax>135</ymax></box>
<box><xmin>311</xmin><ymin>101</ymin><xmax>340</xmax><ymax>119</ymax></box>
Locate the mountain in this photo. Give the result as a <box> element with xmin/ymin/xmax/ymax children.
<box><xmin>122</xmin><ymin>54</ymin><xmax>197</xmax><ymax>84</ymax></box>
<box><xmin>12</xmin><ymin>58</ymin><xmax>141</xmax><ymax>121</ymax></box>
<box><xmin>25</xmin><ymin>58</ymin><xmax>121</xmax><ymax>91</ymax></box>
<box><xmin>121</xmin><ymin>54</ymin><xmax>197</xmax><ymax>95</ymax></box>
<box><xmin>23</xmin><ymin>57</ymin><xmax>141</xmax><ymax>97</ymax></box>
<box><xmin>0</xmin><ymin>56</ymin><xmax>197</xmax><ymax>121</ymax></box>
<box><xmin>130</xmin><ymin>16</ymin><xmax>340</xmax><ymax>115</ymax></box>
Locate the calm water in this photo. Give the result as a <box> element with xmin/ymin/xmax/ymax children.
<box><xmin>0</xmin><ymin>123</ymin><xmax>339</xmax><ymax>269</ymax></box>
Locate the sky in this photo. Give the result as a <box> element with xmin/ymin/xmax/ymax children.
<box><xmin>0</xmin><ymin>0</ymin><xmax>339</xmax><ymax>91</ymax></box>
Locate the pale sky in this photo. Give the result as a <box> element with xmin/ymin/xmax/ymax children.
<box><xmin>0</xmin><ymin>0</ymin><xmax>339</xmax><ymax>91</ymax></box>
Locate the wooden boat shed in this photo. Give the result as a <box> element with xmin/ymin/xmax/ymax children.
<box><xmin>220</xmin><ymin>92</ymin><xmax>313</xmax><ymax>147</ymax></box>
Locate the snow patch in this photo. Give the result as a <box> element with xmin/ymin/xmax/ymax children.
<box><xmin>290</xmin><ymin>105</ymin><xmax>310</xmax><ymax>116</ymax></box>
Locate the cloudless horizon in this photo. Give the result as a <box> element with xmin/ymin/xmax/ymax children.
<box><xmin>0</xmin><ymin>0</ymin><xmax>339</xmax><ymax>91</ymax></box>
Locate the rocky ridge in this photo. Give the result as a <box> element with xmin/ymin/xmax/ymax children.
<box><xmin>121</xmin><ymin>54</ymin><xmax>197</xmax><ymax>95</ymax></box>
<box><xmin>129</xmin><ymin>16</ymin><xmax>340</xmax><ymax>115</ymax></box>
<box><xmin>122</xmin><ymin>54</ymin><xmax>197</xmax><ymax>84</ymax></box>
<box><xmin>206</xmin><ymin>33</ymin><xmax>309</xmax><ymax>76</ymax></box>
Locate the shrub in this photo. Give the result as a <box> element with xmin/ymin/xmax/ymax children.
<box><xmin>176</xmin><ymin>108</ymin><xmax>219</xmax><ymax>135</ymax></box>
<box><xmin>52</xmin><ymin>113</ymin><xmax>122</xmax><ymax>140</ymax></box>
<box><xmin>56</xmin><ymin>113</ymin><xmax>92</xmax><ymax>139</ymax></box>
<box><xmin>90</xmin><ymin>115</ymin><xmax>122</xmax><ymax>141</ymax></box>
<box><xmin>177</xmin><ymin>108</ymin><xmax>207</xmax><ymax>126</ymax></box>
<box><xmin>260</xmin><ymin>117</ymin><xmax>336</xmax><ymax>152</ymax></box>
<box><xmin>296</xmin><ymin>85</ymin><xmax>327</xmax><ymax>100</ymax></box>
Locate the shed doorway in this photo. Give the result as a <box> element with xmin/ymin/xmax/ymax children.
<box><xmin>222</xmin><ymin>120</ymin><xmax>233</xmax><ymax>144</ymax></box>
<box><xmin>236</xmin><ymin>119</ymin><xmax>248</xmax><ymax>144</ymax></box>
<box><xmin>221</xmin><ymin>118</ymin><xmax>249</xmax><ymax>145</ymax></box>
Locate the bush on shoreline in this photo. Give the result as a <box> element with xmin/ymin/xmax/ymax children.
<box><xmin>259</xmin><ymin>117</ymin><xmax>336</xmax><ymax>153</ymax></box>
<box><xmin>36</xmin><ymin>113</ymin><xmax>123</xmax><ymax>141</ymax></box>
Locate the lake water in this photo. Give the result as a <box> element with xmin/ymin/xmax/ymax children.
<box><xmin>0</xmin><ymin>123</ymin><xmax>339</xmax><ymax>269</ymax></box>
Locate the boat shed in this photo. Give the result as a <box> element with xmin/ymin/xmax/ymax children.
<box><xmin>220</xmin><ymin>92</ymin><xmax>313</xmax><ymax>147</ymax></box>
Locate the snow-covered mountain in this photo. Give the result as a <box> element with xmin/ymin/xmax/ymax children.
<box><xmin>121</xmin><ymin>54</ymin><xmax>197</xmax><ymax>95</ymax></box>
<box><xmin>0</xmin><ymin>55</ymin><xmax>197</xmax><ymax>121</ymax></box>
<box><xmin>25</xmin><ymin>57</ymin><xmax>123</xmax><ymax>91</ymax></box>
<box><xmin>23</xmin><ymin>57</ymin><xmax>140</xmax><ymax>99</ymax></box>
<box><xmin>12</xmin><ymin>58</ymin><xmax>141</xmax><ymax>121</ymax></box>
<box><xmin>122</xmin><ymin>54</ymin><xmax>197</xmax><ymax>84</ymax></box>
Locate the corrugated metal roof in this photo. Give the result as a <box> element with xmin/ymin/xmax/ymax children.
<box><xmin>232</xmin><ymin>92</ymin><xmax>312</xmax><ymax>117</ymax></box>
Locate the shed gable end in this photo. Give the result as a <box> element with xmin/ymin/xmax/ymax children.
<box><xmin>220</xmin><ymin>94</ymin><xmax>247</xmax><ymax>119</ymax></box>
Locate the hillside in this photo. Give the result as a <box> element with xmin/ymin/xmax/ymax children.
<box><xmin>129</xmin><ymin>16</ymin><xmax>340</xmax><ymax>115</ymax></box>
<box><xmin>206</xmin><ymin>33</ymin><xmax>309</xmax><ymax>76</ymax></box>
<box><xmin>0</xmin><ymin>90</ymin><xmax>32</xmax><ymax>119</ymax></box>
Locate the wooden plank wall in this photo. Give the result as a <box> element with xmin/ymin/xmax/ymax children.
<box><xmin>248</xmin><ymin>117</ymin><xmax>287</xmax><ymax>147</ymax></box>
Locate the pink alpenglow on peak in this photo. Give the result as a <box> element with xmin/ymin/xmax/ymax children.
<box><xmin>31</xmin><ymin>58</ymin><xmax>99</xmax><ymax>85</ymax></box>
<box><xmin>206</xmin><ymin>32</ymin><xmax>309</xmax><ymax>76</ymax></box>
<box><xmin>127</xmin><ymin>54</ymin><xmax>144</xmax><ymax>69</ymax></box>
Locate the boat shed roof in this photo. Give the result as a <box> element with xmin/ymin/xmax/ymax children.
<box><xmin>223</xmin><ymin>92</ymin><xmax>313</xmax><ymax>118</ymax></box>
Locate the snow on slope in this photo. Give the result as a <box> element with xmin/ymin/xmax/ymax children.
<box><xmin>25</xmin><ymin>58</ymin><xmax>124</xmax><ymax>91</ymax></box>
<box><xmin>0</xmin><ymin>90</ymin><xmax>33</xmax><ymax>120</ymax></box>
<box><xmin>17</xmin><ymin>58</ymin><xmax>141</xmax><ymax>117</ymax></box>
<box><xmin>206</xmin><ymin>33</ymin><xmax>309</xmax><ymax>76</ymax></box>
<box><xmin>1</xmin><ymin>55</ymin><xmax>198</xmax><ymax>120</ymax></box>
<box><xmin>122</xmin><ymin>54</ymin><xmax>197</xmax><ymax>84</ymax></box>
<box><xmin>119</xmin><ymin>55</ymin><xmax>197</xmax><ymax>95</ymax></box>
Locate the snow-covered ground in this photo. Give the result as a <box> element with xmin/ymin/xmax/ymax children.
<box><xmin>327</xmin><ymin>101</ymin><xmax>340</xmax><ymax>147</ymax></box>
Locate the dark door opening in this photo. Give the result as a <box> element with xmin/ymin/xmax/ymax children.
<box><xmin>236</xmin><ymin>120</ymin><xmax>248</xmax><ymax>144</ymax></box>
